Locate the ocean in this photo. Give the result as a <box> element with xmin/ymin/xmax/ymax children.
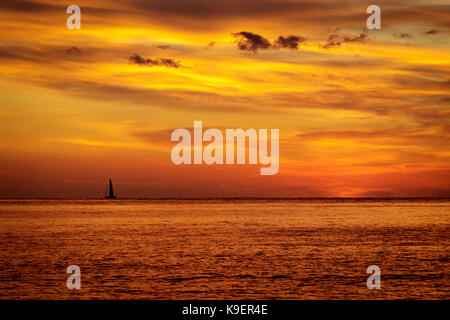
<box><xmin>0</xmin><ymin>199</ymin><xmax>448</xmax><ymax>299</ymax></box>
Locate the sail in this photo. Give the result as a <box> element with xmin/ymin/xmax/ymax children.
<box><xmin>109</xmin><ymin>178</ymin><xmax>115</xmax><ymax>197</ymax></box>
<box><xmin>105</xmin><ymin>178</ymin><xmax>116</xmax><ymax>199</ymax></box>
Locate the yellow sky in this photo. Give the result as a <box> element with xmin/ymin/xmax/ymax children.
<box><xmin>0</xmin><ymin>0</ymin><xmax>449</xmax><ymax>197</ymax></box>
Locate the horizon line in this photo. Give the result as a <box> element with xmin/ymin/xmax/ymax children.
<box><xmin>1</xmin><ymin>196</ymin><xmax>449</xmax><ymax>201</ymax></box>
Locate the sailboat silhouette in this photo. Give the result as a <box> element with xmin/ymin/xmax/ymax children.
<box><xmin>105</xmin><ymin>178</ymin><xmax>117</xmax><ymax>199</ymax></box>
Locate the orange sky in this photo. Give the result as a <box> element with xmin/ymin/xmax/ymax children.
<box><xmin>0</xmin><ymin>0</ymin><xmax>449</xmax><ymax>198</ymax></box>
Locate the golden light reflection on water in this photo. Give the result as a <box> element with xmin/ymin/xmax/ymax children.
<box><xmin>0</xmin><ymin>199</ymin><xmax>448</xmax><ymax>299</ymax></box>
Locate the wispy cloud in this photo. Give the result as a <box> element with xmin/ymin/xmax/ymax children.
<box><xmin>128</xmin><ymin>54</ymin><xmax>181</xmax><ymax>68</ymax></box>
<box><xmin>320</xmin><ymin>32</ymin><xmax>368</xmax><ymax>49</ymax></box>
<box><xmin>397</xmin><ymin>33</ymin><xmax>412</xmax><ymax>39</ymax></box>
<box><xmin>204</xmin><ymin>41</ymin><xmax>215</xmax><ymax>49</ymax></box>
<box><xmin>425</xmin><ymin>29</ymin><xmax>439</xmax><ymax>35</ymax></box>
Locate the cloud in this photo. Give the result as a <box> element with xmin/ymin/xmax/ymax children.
<box><xmin>425</xmin><ymin>29</ymin><xmax>439</xmax><ymax>35</ymax></box>
<box><xmin>0</xmin><ymin>0</ymin><xmax>59</xmax><ymax>13</ymax></box>
<box><xmin>295</xmin><ymin>125</ymin><xmax>450</xmax><ymax>151</ymax></box>
<box><xmin>0</xmin><ymin>44</ymin><xmax>140</xmax><ymax>65</ymax></box>
<box><xmin>342</xmin><ymin>33</ymin><xmax>368</xmax><ymax>43</ymax></box>
<box><xmin>128</xmin><ymin>54</ymin><xmax>181</xmax><ymax>68</ymax></box>
<box><xmin>273</xmin><ymin>36</ymin><xmax>306</xmax><ymax>49</ymax></box>
<box><xmin>156</xmin><ymin>45</ymin><xmax>171</xmax><ymax>50</ymax></box>
<box><xmin>133</xmin><ymin>128</ymin><xmax>175</xmax><ymax>149</ymax></box>
<box><xmin>67</xmin><ymin>46</ymin><xmax>80</xmax><ymax>55</ymax></box>
<box><xmin>18</xmin><ymin>74</ymin><xmax>260</xmax><ymax>113</ymax></box>
<box><xmin>232</xmin><ymin>31</ymin><xmax>272</xmax><ymax>53</ymax></box>
<box><xmin>397</xmin><ymin>33</ymin><xmax>412</xmax><ymax>39</ymax></box>
<box><xmin>232</xmin><ymin>31</ymin><xmax>307</xmax><ymax>53</ymax></box>
<box><xmin>204</xmin><ymin>41</ymin><xmax>215</xmax><ymax>49</ymax></box>
<box><xmin>121</xmin><ymin>1</ymin><xmax>450</xmax><ymax>33</ymax></box>
<box><xmin>320</xmin><ymin>38</ymin><xmax>340</xmax><ymax>49</ymax></box>
<box><xmin>3</xmin><ymin>1</ymin><xmax>450</xmax><ymax>34</ymax></box>
<box><xmin>320</xmin><ymin>32</ymin><xmax>368</xmax><ymax>50</ymax></box>
<box><xmin>0</xmin><ymin>0</ymin><xmax>123</xmax><ymax>18</ymax></box>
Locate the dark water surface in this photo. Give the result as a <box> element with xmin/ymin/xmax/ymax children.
<box><xmin>0</xmin><ymin>199</ymin><xmax>448</xmax><ymax>299</ymax></box>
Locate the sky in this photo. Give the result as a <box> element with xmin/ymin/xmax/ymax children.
<box><xmin>0</xmin><ymin>0</ymin><xmax>449</xmax><ymax>198</ymax></box>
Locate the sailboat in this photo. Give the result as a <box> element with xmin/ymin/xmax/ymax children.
<box><xmin>105</xmin><ymin>178</ymin><xmax>117</xmax><ymax>199</ymax></box>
